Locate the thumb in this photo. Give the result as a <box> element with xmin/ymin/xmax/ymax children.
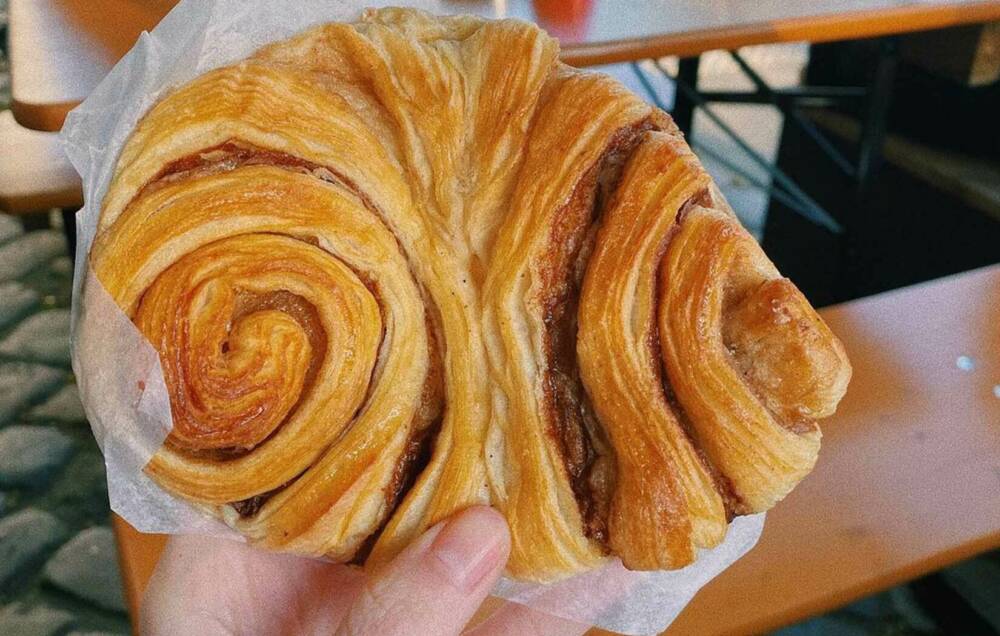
<box><xmin>336</xmin><ymin>506</ymin><xmax>510</xmax><ymax>636</ymax></box>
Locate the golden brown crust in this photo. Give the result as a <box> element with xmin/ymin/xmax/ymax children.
<box><xmin>578</xmin><ymin>132</ymin><xmax>728</xmax><ymax>570</ymax></box>
<box><xmin>658</xmin><ymin>207</ymin><xmax>851</xmax><ymax>513</ymax></box>
<box><xmin>90</xmin><ymin>8</ymin><xmax>850</xmax><ymax>581</ymax></box>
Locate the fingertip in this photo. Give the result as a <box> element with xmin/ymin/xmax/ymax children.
<box><xmin>429</xmin><ymin>506</ymin><xmax>510</xmax><ymax>592</ymax></box>
<box><xmin>337</xmin><ymin>506</ymin><xmax>512</xmax><ymax>635</ymax></box>
<box><xmin>459</xmin><ymin>505</ymin><xmax>512</xmax><ymax>546</ymax></box>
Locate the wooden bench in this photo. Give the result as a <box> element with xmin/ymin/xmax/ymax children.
<box><xmin>0</xmin><ymin>111</ymin><xmax>82</xmax><ymax>258</ymax></box>
<box><xmin>112</xmin><ymin>265</ymin><xmax>1000</xmax><ymax>635</ymax></box>
<box><xmin>0</xmin><ymin>111</ymin><xmax>82</xmax><ymax>215</ymax></box>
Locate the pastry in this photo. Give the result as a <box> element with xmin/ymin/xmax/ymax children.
<box><xmin>89</xmin><ymin>8</ymin><xmax>851</xmax><ymax>582</ymax></box>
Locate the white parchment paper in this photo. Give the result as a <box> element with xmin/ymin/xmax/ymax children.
<box><xmin>62</xmin><ymin>1</ymin><xmax>764</xmax><ymax>633</ymax></box>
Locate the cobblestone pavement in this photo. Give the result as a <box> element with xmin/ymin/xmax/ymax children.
<box><xmin>0</xmin><ymin>214</ymin><xmax>129</xmax><ymax>636</ymax></box>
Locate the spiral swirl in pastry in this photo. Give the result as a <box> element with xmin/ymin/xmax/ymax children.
<box><xmin>90</xmin><ymin>8</ymin><xmax>850</xmax><ymax>581</ymax></box>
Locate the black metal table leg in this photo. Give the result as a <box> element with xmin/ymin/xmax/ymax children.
<box><xmin>61</xmin><ymin>208</ymin><xmax>77</xmax><ymax>265</ymax></box>
<box><xmin>857</xmin><ymin>38</ymin><xmax>899</xmax><ymax>196</ymax></box>
<box><xmin>728</xmin><ymin>51</ymin><xmax>858</xmax><ymax>180</ymax></box>
<box><xmin>840</xmin><ymin>38</ymin><xmax>899</xmax><ymax>299</ymax></box>
<box><xmin>673</xmin><ymin>55</ymin><xmax>700</xmax><ymax>135</ymax></box>
<box><xmin>631</xmin><ymin>59</ymin><xmax>842</xmax><ymax>233</ymax></box>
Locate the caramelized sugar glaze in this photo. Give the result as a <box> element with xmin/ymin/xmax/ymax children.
<box><xmin>89</xmin><ymin>9</ymin><xmax>850</xmax><ymax>581</ymax></box>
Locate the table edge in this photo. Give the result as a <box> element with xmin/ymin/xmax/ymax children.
<box><xmin>561</xmin><ymin>2</ymin><xmax>1000</xmax><ymax>66</ymax></box>
<box><xmin>11</xmin><ymin>99</ymin><xmax>78</xmax><ymax>134</ymax></box>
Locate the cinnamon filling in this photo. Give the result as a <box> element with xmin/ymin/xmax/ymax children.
<box><xmin>347</xmin><ymin>305</ymin><xmax>445</xmax><ymax>553</ymax></box>
<box><xmin>142</xmin><ymin>141</ymin><xmax>341</xmax><ymax>196</ymax></box>
<box><xmin>650</xmin><ymin>198</ymin><xmax>745</xmax><ymax>518</ymax></box>
<box><xmin>540</xmin><ymin>119</ymin><xmax>655</xmax><ymax>545</ymax></box>
<box><xmin>659</xmin><ymin>372</ymin><xmax>744</xmax><ymax>518</ymax></box>
<box><xmin>231</xmin><ymin>481</ymin><xmax>290</xmax><ymax>518</ymax></box>
<box><xmin>163</xmin><ymin>289</ymin><xmax>328</xmax><ymax>460</ymax></box>
<box><xmin>232</xmin><ymin>289</ymin><xmax>328</xmax><ymax>392</ymax></box>
<box><xmin>228</xmin><ymin>305</ymin><xmax>443</xmax><ymax>522</ymax></box>
<box><xmin>382</xmin><ymin>310</ymin><xmax>445</xmax><ymax>512</ymax></box>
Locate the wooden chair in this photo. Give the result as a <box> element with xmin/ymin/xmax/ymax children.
<box><xmin>0</xmin><ymin>110</ymin><xmax>83</xmax><ymax>258</ymax></box>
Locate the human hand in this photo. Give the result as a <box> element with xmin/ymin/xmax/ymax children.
<box><xmin>141</xmin><ymin>505</ymin><xmax>590</xmax><ymax>635</ymax></box>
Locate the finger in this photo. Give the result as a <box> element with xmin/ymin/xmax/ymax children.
<box><xmin>467</xmin><ymin>601</ymin><xmax>591</xmax><ymax>636</ymax></box>
<box><xmin>337</xmin><ymin>506</ymin><xmax>510</xmax><ymax>636</ymax></box>
<box><xmin>142</xmin><ymin>533</ymin><xmax>363</xmax><ymax>636</ymax></box>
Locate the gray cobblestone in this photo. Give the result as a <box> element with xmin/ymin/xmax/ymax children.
<box><xmin>0</xmin><ymin>602</ymin><xmax>76</xmax><ymax>636</ymax></box>
<box><xmin>43</xmin><ymin>527</ymin><xmax>126</xmax><ymax>613</ymax></box>
<box><xmin>0</xmin><ymin>426</ymin><xmax>75</xmax><ymax>488</ymax></box>
<box><xmin>0</xmin><ymin>215</ymin><xmax>23</xmax><ymax>245</ymax></box>
<box><xmin>0</xmin><ymin>231</ymin><xmax>65</xmax><ymax>282</ymax></box>
<box><xmin>0</xmin><ymin>282</ymin><xmax>40</xmax><ymax>330</ymax></box>
<box><xmin>50</xmin><ymin>256</ymin><xmax>73</xmax><ymax>276</ymax></box>
<box><xmin>0</xmin><ymin>508</ymin><xmax>68</xmax><ymax>589</ymax></box>
<box><xmin>28</xmin><ymin>384</ymin><xmax>87</xmax><ymax>423</ymax></box>
<box><xmin>0</xmin><ymin>362</ymin><xmax>64</xmax><ymax>424</ymax></box>
<box><xmin>0</xmin><ymin>309</ymin><xmax>72</xmax><ymax>367</ymax></box>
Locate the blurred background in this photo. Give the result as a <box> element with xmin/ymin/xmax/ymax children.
<box><xmin>0</xmin><ymin>1</ymin><xmax>997</xmax><ymax>635</ymax></box>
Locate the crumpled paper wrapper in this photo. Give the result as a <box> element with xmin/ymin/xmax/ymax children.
<box><xmin>62</xmin><ymin>1</ymin><xmax>764</xmax><ymax>633</ymax></box>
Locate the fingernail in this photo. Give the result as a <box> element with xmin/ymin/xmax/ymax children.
<box><xmin>429</xmin><ymin>506</ymin><xmax>510</xmax><ymax>591</ymax></box>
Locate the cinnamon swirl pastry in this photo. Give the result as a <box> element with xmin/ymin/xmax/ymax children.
<box><xmin>89</xmin><ymin>8</ymin><xmax>851</xmax><ymax>582</ymax></box>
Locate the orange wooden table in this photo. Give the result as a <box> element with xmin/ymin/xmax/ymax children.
<box><xmin>11</xmin><ymin>0</ymin><xmax>1000</xmax><ymax>131</ymax></box>
<box><xmin>113</xmin><ymin>264</ymin><xmax>1000</xmax><ymax>635</ymax></box>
